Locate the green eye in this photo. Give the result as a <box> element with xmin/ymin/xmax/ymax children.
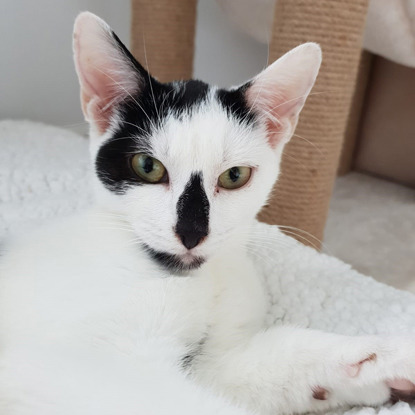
<box><xmin>131</xmin><ymin>153</ymin><xmax>167</xmax><ymax>183</ymax></box>
<box><xmin>218</xmin><ymin>166</ymin><xmax>252</xmax><ymax>190</ymax></box>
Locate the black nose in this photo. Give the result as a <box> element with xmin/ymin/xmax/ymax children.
<box><xmin>175</xmin><ymin>173</ymin><xmax>210</xmax><ymax>251</ymax></box>
<box><xmin>177</xmin><ymin>230</ymin><xmax>207</xmax><ymax>250</ymax></box>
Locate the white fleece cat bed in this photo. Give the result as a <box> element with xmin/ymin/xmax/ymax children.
<box><xmin>1</xmin><ymin>119</ymin><xmax>415</xmax><ymax>415</ymax></box>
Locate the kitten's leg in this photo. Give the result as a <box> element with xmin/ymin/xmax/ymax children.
<box><xmin>191</xmin><ymin>326</ymin><xmax>415</xmax><ymax>415</ymax></box>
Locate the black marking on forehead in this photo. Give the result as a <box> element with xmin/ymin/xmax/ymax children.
<box><xmin>168</xmin><ymin>80</ymin><xmax>210</xmax><ymax>112</ymax></box>
<box><xmin>216</xmin><ymin>82</ymin><xmax>256</xmax><ymax>125</ymax></box>
<box><xmin>175</xmin><ymin>173</ymin><xmax>209</xmax><ymax>250</ymax></box>
<box><xmin>95</xmin><ymin>79</ymin><xmax>210</xmax><ymax>194</ymax></box>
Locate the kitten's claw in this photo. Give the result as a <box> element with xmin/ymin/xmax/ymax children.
<box><xmin>345</xmin><ymin>353</ymin><xmax>377</xmax><ymax>377</ymax></box>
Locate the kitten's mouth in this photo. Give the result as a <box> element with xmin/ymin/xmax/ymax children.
<box><xmin>142</xmin><ymin>244</ymin><xmax>206</xmax><ymax>275</ymax></box>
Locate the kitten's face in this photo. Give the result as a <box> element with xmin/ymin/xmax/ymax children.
<box><xmin>94</xmin><ymin>83</ymin><xmax>280</xmax><ymax>272</ymax></box>
<box><xmin>73</xmin><ymin>12</ymin><xmax>321</xmax><ymax>273</ymax></box>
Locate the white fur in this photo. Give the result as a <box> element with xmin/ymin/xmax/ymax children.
<box><xmin>0</xmin><ymin>213</ymin><xmax>249</xmax><ymax>415</ymax></box>
<box><xmin>2</xmin><ymin>12</ymin><xmax>415</xmax><ymax>415</ymax></box>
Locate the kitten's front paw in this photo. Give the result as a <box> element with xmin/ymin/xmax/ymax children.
<box><xmin>311</xmin><ymin>337</ymin><xmax>415</xmax><ymax>408</ymax></box>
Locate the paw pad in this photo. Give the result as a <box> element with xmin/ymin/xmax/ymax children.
<box><xmin>388</xmin><ymin>379</ymin><xmax>415</xmax><ymax>403</ymax></box>
<box><xmin>312</xmin><ymin>386</ymin><xmax>328</xmax><ymax>401</ymax></box>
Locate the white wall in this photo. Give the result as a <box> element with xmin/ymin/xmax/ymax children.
<box><xmin>194</xmin><ymin>0</ymin><xmax>268</xmax><ymax>87</ymax></box>
<box><xmin>0</xmin><ymin>0</ymin><xmax>130</xmax><ymax>134</ymax></box>
<box><xmin>0</xmin><ymin>0</ymin><xmax>268</xmax><ymax>134</ymax></box>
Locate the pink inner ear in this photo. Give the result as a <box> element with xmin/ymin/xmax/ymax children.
<box><xmin>246</xmin><ymin>85</ymin><xmax>303</xmax><ymax>148</ymax></box>
<box><xmin>244</xmin><ymin>43</ymin><xmax>321</xmax><ymax>148</ymax></box>
<box><xmin>82</xmin><ymin>94</ymin><xmax>114</xmax><ymax>134</ymax></box>
<box><xmin>264</xmin><ymin>119</ymin><xmax>284</xmax><ymax>148</ymax></box>
<box><xmin>75</xmin><ymin>33</ymin><xmax>121</xmax><ymax>133</ymax></box>
<box><xmin>73</xmin><ymin>13</ymin><xmax>139</xmax><ymax>134</ymax></box>
<box><xmin>78</xmin><ymin>58</ymin><xmax>120</xmax><ymax>133</ymax></box>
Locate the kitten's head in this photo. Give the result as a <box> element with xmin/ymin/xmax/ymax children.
<box><xmin>73</xmin><ymin>12</ymin><xmax>321</xmax><ymax>274</ymax></box>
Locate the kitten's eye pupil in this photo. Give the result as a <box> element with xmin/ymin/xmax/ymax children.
<box><xmin>143</xmin><ymin>157</ymin><xmax>153</xmax><ymax>174</ymax></box>
<box><xmin>229</xmin><ymin>167</ymin><xmax>240</xmax><ymax>183</ymax></box>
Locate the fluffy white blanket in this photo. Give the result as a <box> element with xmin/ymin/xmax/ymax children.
<box><xmin>1</xmin><ymin>120</ymin><xmax>415</xmax><ymax>415</ymax></box>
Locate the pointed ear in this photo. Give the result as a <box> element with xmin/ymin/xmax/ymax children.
<box><xmin>73</xmin><ymin>12</ymin><xmax>149</xmax><ymax>134</ymax></box>
<box><xmin>244</xmin><ymin>43</ymin><xmax>322</xmax><ymax>148</ymax></box>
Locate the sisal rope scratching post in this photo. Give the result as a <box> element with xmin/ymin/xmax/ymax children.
<box><xmin>257</xmin><ymin>0</ymin><xmax>369</xmax><ymax>248</ymax></box>
<box><xmin>130</xmin><ymin>0</ymin><xmax>197</xmax><ymax>82</ymax></box>
<box><xmin>338</xmin><ymin>51</ymin><xmax>374</xmax><ymax>175</ymax></box>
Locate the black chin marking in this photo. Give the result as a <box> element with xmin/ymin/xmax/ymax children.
<box><xmin>142</xmin><ymin>244</ymin><xmax>205</xmax><ymax>275</ymax></box>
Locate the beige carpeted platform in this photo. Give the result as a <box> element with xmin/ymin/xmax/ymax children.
<box><xmin>324</xmin><ymin>172</ymin><xmax>415</xmax><ymax>292</ymax></box>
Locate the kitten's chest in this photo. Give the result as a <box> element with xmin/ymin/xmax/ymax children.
<box><xmin>98</xmin><ymin>272</ymin><xmax>214</xmax><ymax>351</ymax></box>
<box><xmin>52</xmin><ymin>262</ymin><xmax>215</xmax><ymax>356</ymax></box>
<box><xmin>1</xmin><ymin>241</ymin><xmax>213</xmax><ymax>358</ymax></box>
<box><xmin>57</xmin><ymin>247</ymin><xmax>264</xmax><ymax>354</ymax></box>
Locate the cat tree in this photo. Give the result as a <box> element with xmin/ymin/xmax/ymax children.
<box><xmin>130</xmin><ymin>0</ymin><xmax>369</xmax><ymax>248</ymax></box>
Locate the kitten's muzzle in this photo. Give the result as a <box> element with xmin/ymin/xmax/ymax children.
<box><xmin>142</xmin><ymin>243</ymin><xmax>206</xmax><ymax>274</ymax></box>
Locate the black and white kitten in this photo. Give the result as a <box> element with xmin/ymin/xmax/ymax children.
<box><xmin>1</xmin><ymin>12</ymin><xmax>415</xmax><ymax>415</ymax></box>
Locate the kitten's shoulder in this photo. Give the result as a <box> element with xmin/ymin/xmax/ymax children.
<box><xmin>0</xmin><ymin>207</ymin><xmax>141</xmax><ymax>271</ymax></box>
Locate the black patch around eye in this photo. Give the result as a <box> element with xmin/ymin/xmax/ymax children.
<box><xmin>95</xmin><ymin>79</ymin><xmax>210</xmax><ymax>194</ymax></box>
<box><xmin>95</xmin><ymin>31</ymin><xmax>212</xmax><ymax>194</ymax></box>
<box><xmin>216</xmin><ymin>82</ymin><xmax>257</xmax><ymax>126</ymax></box>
